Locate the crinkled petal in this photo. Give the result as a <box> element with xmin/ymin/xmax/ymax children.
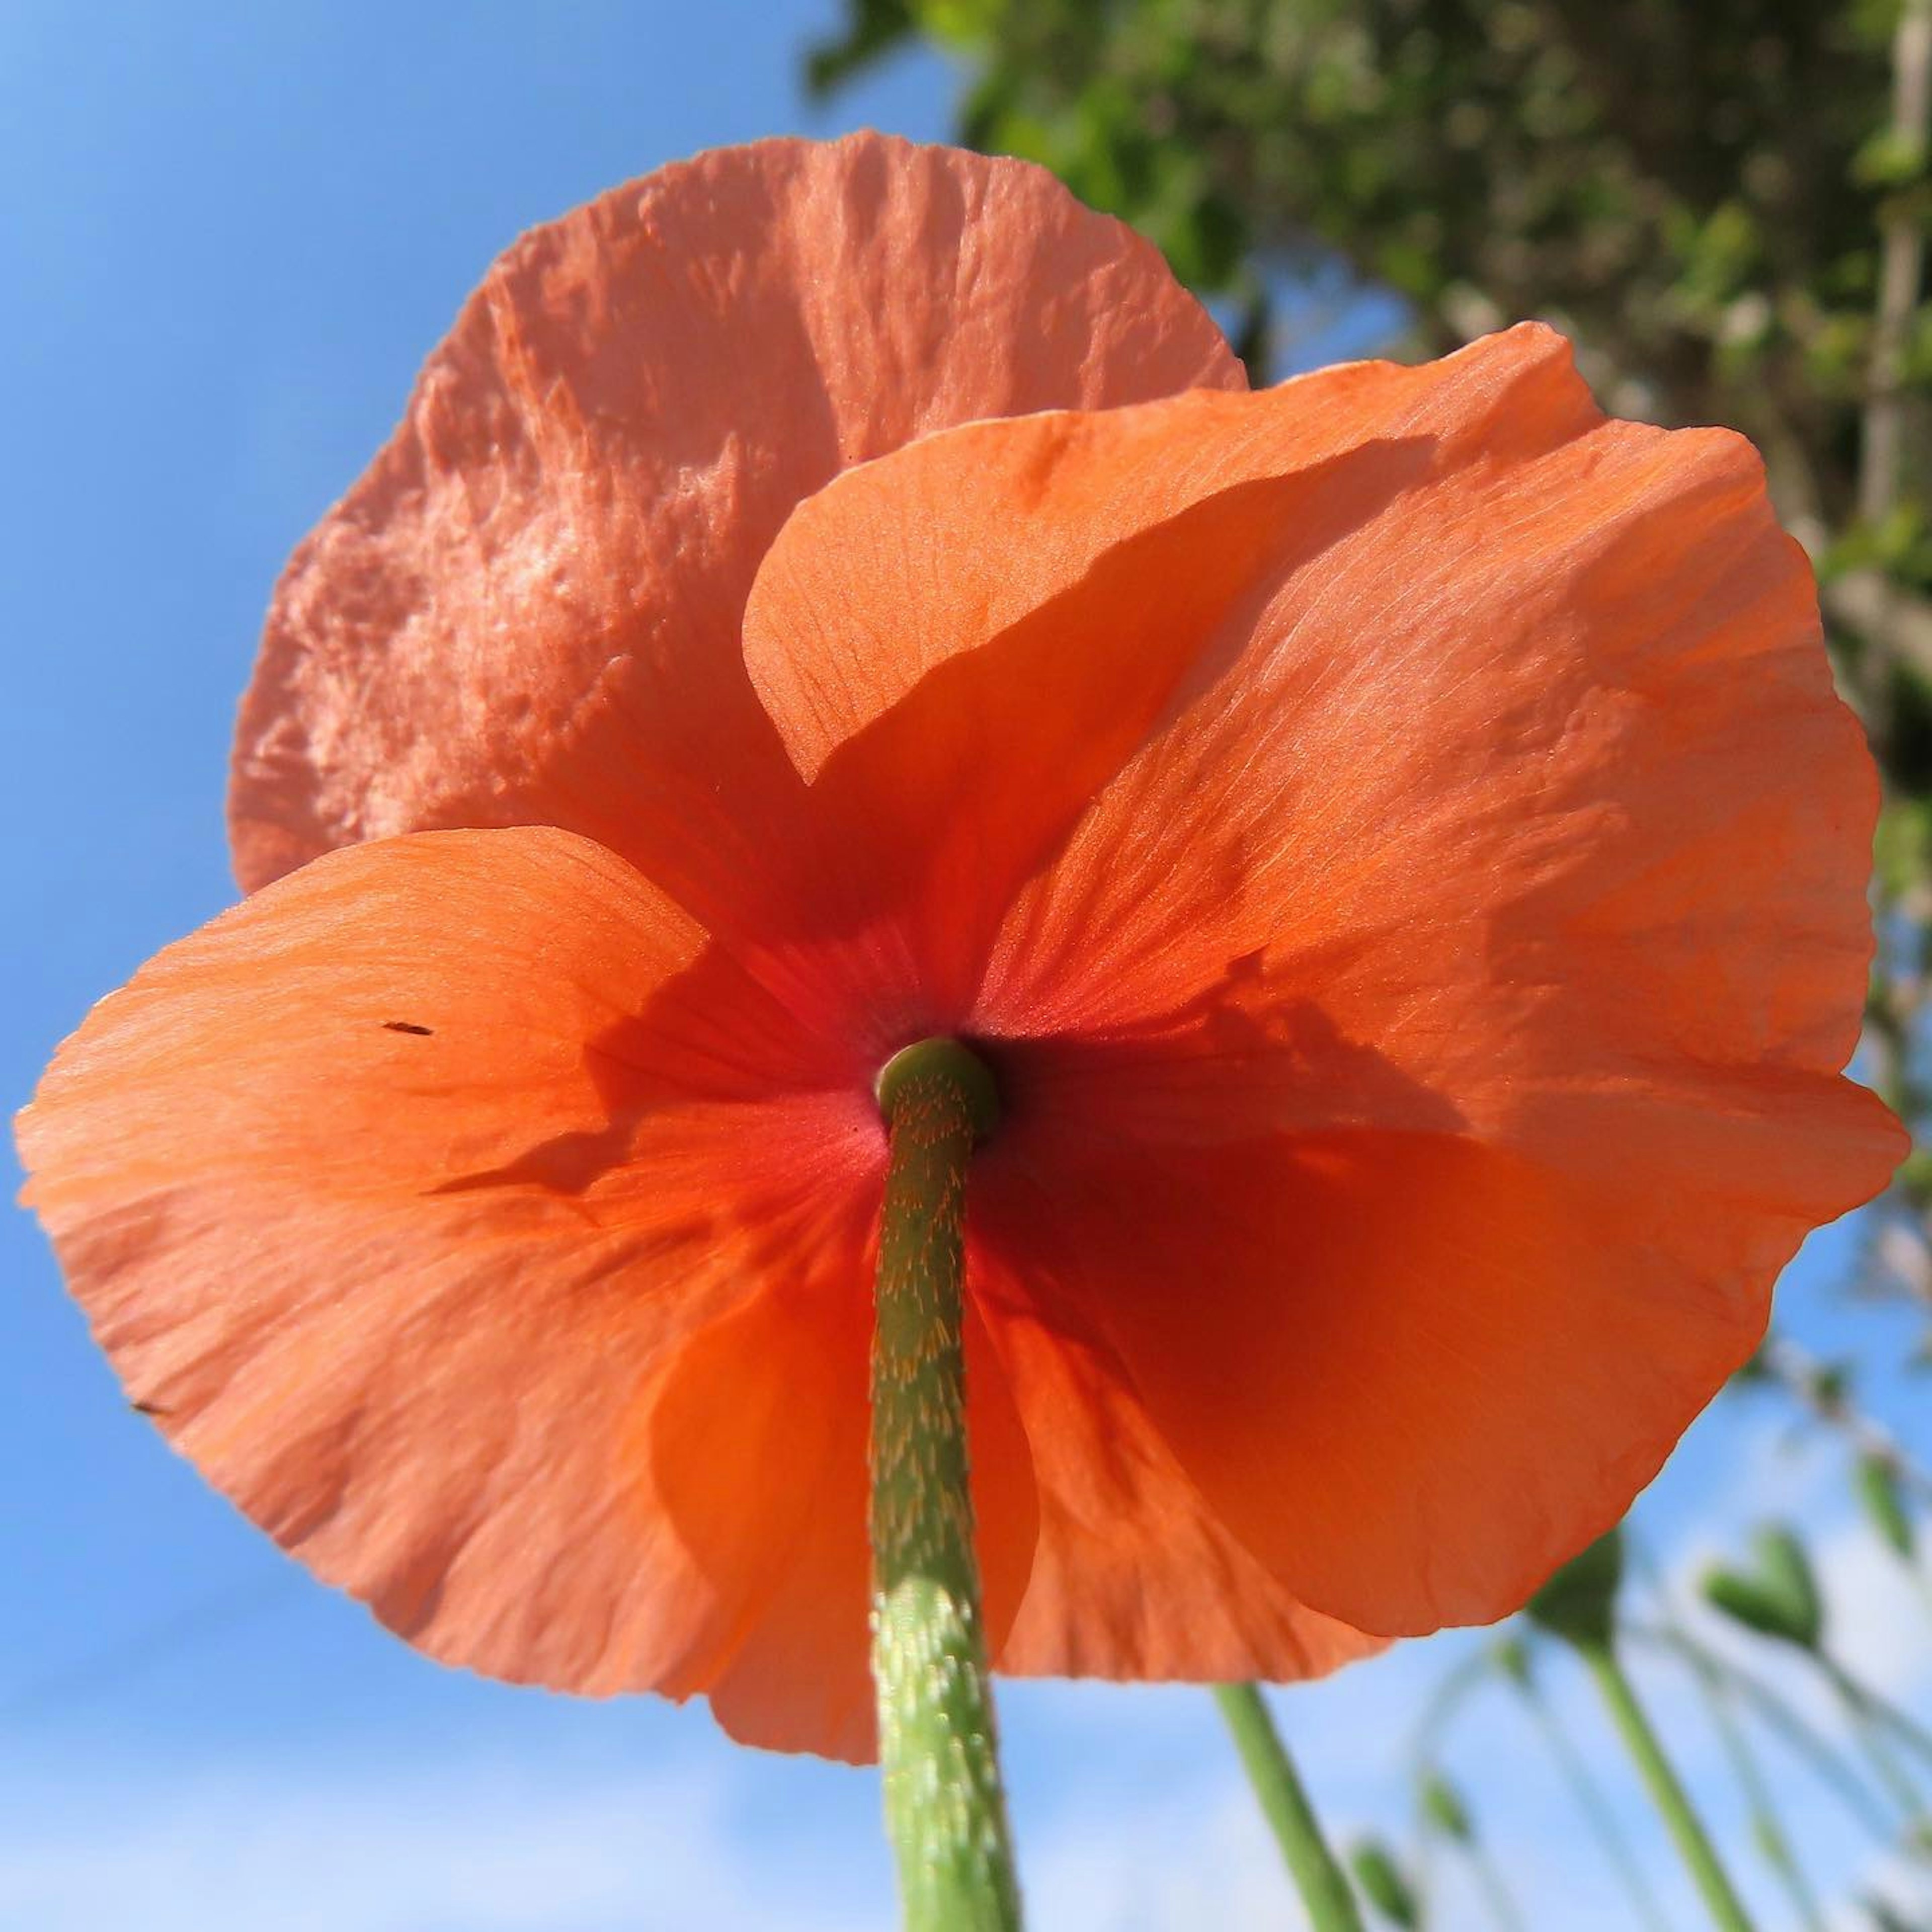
<box><xmin>743</xmin><ymin>367</ymin><xmax>1442</xmax><ymax>784</ymax></box>
<box><xmin>972</xmin><ymin>328</ymin><xmax>1881</xmax><ymax>1102</ymax></box>
<box><xmin>974</xmin><ymin>331</ymin><xmax>1899</xmax><ymax>1628</ymax></box>
<box><xmin>739</xmin><ymin>397</ymin><xmax>1439</xmax><ymax>1027</ymax></box>
<box><xmin>14</xmin><ymin>828</ymin><xmax>911</xmax><ymax>1748</ymax></box>
<box><xmin>746</xmin><ymin>321</ymin><xmax>1899</xmax><ymax>1635</ymax></box>
<box><xmin>970</xmin><ymin>325</ymin><xmax>1903</xmax><ymax>1217</ymax></box>
<box><xmin>231</xmin><ymin>132</ymin><xmax>1243</xmax><ymax>923</ymax></box>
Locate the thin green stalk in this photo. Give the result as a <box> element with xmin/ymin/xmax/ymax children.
<box><xmin>1215</xmin><ymin>1683</ymin><xmax>1365</xmax><ymax>1931</ymax></box>
<box><xmin>1633</xmin><ymin>1626</ymin><xmax>1897</xmax><ymax>1841</ymax></box>
<box><xmin>1410</xmin><ymin>1647</ymin><xmax>1500</xmax><ymax>1763</ymax></box>
<box><xmin>1641</xmin><ymin>1586</ymin><xmax>1823</xmax><ymax>1928</ymax></box>
<box><xmin>1577</xmin><ymin>1640</ymin><xmax>1757</xmax><ymax>1932</ymax></box>
<box><xmin>1701</xmin><ymin>1669</ymin><xmax>1826</xmax><ymax>1932</ymax></box>
<box><xmin>1516</xmin><ymin>1678</ymin><xmax>1673</xmax><ymax>1932</ymax></box>
<box><xmin>1826</xmin><ymin>1655</ymin><xmax>1932</xmax><ymax>1775</ymax></box>
<box><xmin>1405</xmin><ymin>1647</ymin><xmax>1498</xmax><ymax>1920</ymax></box>
<box><xmin>1465</xmin><ymin>1838</ymin><xmax>1527</xmax><ymax>1932</ymax></box>
<box><xmin>1827</xmin><ymin>1667</ymin><xmax>1929</xmax><ymax>1826</ymax></box>
<box><xmin>870</xmin><ymin>1039</ymin><xmax>1019</xmax><ymax>1932</ymax></box>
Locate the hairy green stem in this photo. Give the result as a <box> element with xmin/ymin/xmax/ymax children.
<box><xmin>1215</xmin><ymin>1683</ymin><xmax>1364</xmax><ymax>1931</ymax></box>
<box><xmin>1579</xmin><ymin>1641</ymin><xmax>1756</xmax><ymax>1932</ymax></box>
<box><xmin>870</xmin><ymin>1039</ymin><xmax>1019</xmax><ymax>1932</ymax></box>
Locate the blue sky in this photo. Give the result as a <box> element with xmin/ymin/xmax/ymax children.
<box><xmin>4</xmin><ymin>6</ymin><xmax>1930</xmax><ymax>1928</ymax></box>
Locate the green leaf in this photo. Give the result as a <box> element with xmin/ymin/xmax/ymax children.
<box><xmin>1349</xmin><ymin>1840</ymin><xmax>1420</xmax><ymax>1928</ymax></box>
<box><xmin>1701</xmin><ymin>1524</ymin><xmax>1822</xmax><ymax>1650</ymax></box>
<box><xmin>1491</xmin><ymin>1635</ymin><xmax>1534</xmax><ymax>1691</ymax></box>
<box><xmin>801</xmin><ymin>0</ymin><xmax>916</xmax><ymax>94</ymax></box>
<box><xmin>1874</xmin><ymin>799</ymin><xmax>1932</xmax><ymax>898</ymax></box>
<box><xmin>1858</xmin><ymin>1452</ymin><xmax>1916</xmax><ymax>1561</ymax></box>
<box><xmin>1420</xmin><ymin>1769</ymin><xmax>1473</xmax><ymax>1843</ymax></box>
<box><xmin>1854</xmin><ymin>125</ymin><xmax>1929</xmax><ymax>190</ymax></box>
<box><xmin>1525</xmin><ymin>1527</ymin><xmax>1624</xmax><ymax>1650</ymax></box>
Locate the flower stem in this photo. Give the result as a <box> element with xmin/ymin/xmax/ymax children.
<box><xmin>1825</xmin><ymin>1654</ymin><xmax>1932</xmax><ymax>1778</ymax></box>
<box><xmin>1214</xmin><ymin>1683</ymin><xmax>1364</xmax><ymax>1931</ymax></box>
<box><xmin>1514</xmin><ymin>1674</ymin><xmax>1672</xmax><ymax>1932</ymax></box>
<box><xmin>1706</xmin><ymin>1677</ymin><xmax>1826</xmax><ymax>1932</ymax></box>
<box><xmin>1577</xmin><ymin>1639</ymin><xmax>1756</xmax><ymax>1932</ymax></box>
<box><xmin>870</xmin><ymin>1038</ymin><xmax>1020</xmax><ymax>1932</ymax></box>
<box><xmin>1634</xmin><ymin>1625</ymin><xmax>1897</xmax><ymax>1840</ymax></box>
<box><xmin>1825</xmin><ymin>1661</ymin><xmax>1930</xmax><ymax>1825</ymax></box>
<box><xmin>1466</xmin><ymin>1838</ymin><xmax>1528</xmax><ymax>1932</ymax></box>
<box><xmin>1646</xmin><ymin>1620</ymin><xmax>1820</xmax><ymax>1927</ymax></box>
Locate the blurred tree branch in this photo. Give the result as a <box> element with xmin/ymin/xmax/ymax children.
<box><xmin>1862</xmin><ymin>0</ymin><xmax>1932</xmax><ymax>531</ymax></box>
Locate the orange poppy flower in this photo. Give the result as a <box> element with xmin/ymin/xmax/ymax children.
<box><xmin>19</xmin><ymin>134</ymin><xmax>1904</xmax><ymax>1762</ymax></box>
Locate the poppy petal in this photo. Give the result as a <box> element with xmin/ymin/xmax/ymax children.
<box><xmin>982</xmin><ymin>1115</ymin><xmax>1895</xmax><ymax>1638</ymax></box>
<box><xmin>955</xmin><ymin>330</ymin><xmax>1903</xmax><ymax>1631</ymax></box>
<box><xmin>974</xmin><ymin>327</ymin><xmax>1879</xmax><ymax>1100</ymax></box>
<box><xmin>16</xmin><ymin>828</ymin><xmax>887</xmax><ymax>1711</ymax></box>
<box><xmin>742</xmin><ymin>324</ymin><xmax>1579</xmax><ymax>786</ymax></box>
<box><xmin>971</xmin><ymin>1242</ymin><xmax>1382</xmax><ymax>1683</ymax></box>
<box><xmin>739</xmin><ymin>395</ymin><xmax>1441</xmax><ymax>1021</ymax></box>
<box><xmin>968</xmin><ymin>329</ymin><xmax>1905</xmax><ymax>1266</ymax></box>
<box><xmin>750</xmin><ymin>320</ymin><xmax>1899</xmax><ymax>1635</ymax></box>
<box><xmin>231</xmin><ymin>132</ymin><xmax>1243</xmax><ymax>921</ymax></box>
<box><xmin>642</xmin><ymin>1228</ymin><xmax>877</xmax><ymax>1759</ymax></box>
<box><xmin>649</xmin><ymin>1269</ymin><xmax>1037</xmax><ymax>1761</ymax></box>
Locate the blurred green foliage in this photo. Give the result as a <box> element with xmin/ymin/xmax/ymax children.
<box><xmin>1861</xmin><ymin>1447</ymin><xmax>1917</xmax><ymax>1557</ymax></box>
<box><xmin>1348</xmin><ymin>1839</ymin><xmax>1420</xmax><ymax>1926</ymax></box>
<box><xmin>815</xmin><ymin>3</ymin><xmax>1909</xmax><ymax>450</ymax></box>
<box><xmin>1525</xmin><ymin>1527</ymin><xmax>1623</xmax><ymax>1652</ymax></box>
<box><xmin>1418</xmin><ymin>1768</ymin><xmax>1475</xmax><ymax>1844</ymax></box>
<box><xmin>1703</xmin><ymin>1524</ymin><xmax>1825</xmax><ymax>1650</ymax></box>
